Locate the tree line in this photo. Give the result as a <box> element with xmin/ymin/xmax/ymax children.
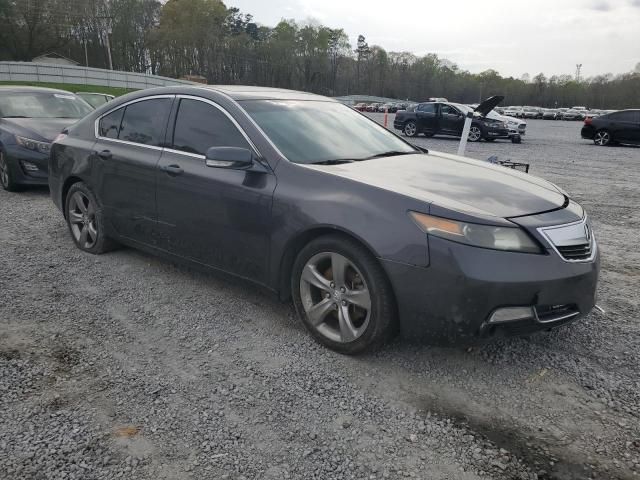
<box><xmin>1</xmin><ymin>0</ymin><xmax>638</xmax><ymax>108</ymax></box>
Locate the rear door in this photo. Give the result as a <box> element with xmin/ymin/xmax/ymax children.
<box><xmin>439</xmin><ymin>104</ymin><xmax>464</xmax><ymax>135</ymax></box>
<box><xmin>415</xmin><ymin>103</ymin><xmax>437</xmax><ymax>134</ymax></box>
<box><xmin>156</xmin><ymin>96</ymin><xmax>276</xmax><ymax>284</ymax></box>
<box><xmin>94</xmin><ymin>95</ymin><xmax>173</xmax><ymax>245</ymax></box>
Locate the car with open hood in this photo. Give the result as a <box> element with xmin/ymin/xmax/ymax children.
<box><xmin>49</xmin><ymin>86</ymin><xmax>599</xmax><ymax>354</ymax></box>
<box><xmin>393</xmin><ymin>96</ymin><xmax>511</xmax><ymax>142</ymax></box>
<box><xmin>0</xmin><ymin>86</ymin><xmax>93</xmax><ymax>191</ymax></box>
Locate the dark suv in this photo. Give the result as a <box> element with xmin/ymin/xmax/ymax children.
<box><xmin>581</xmin><ymin>109</ymin><xmax>640</xmax><ymax>146</ymax></box>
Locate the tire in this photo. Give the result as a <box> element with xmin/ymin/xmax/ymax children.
<box><xmin>0</xmin><ymin>150</ymin><xmax>23</xmax><ymax>192</ymax></box>
<box><xmin>64</xmin><ymin>182</ymin><xmax>117</xmax><ymax>254</ymax></box>
<box><xmin>292</xmin><ymin>234</ymin><xmax>397</xmax><ymax>355</ymax></box>
<box><xmin>403</xmin><ymin>121</ymin><xmax>418</xmax><ymax>137</ymax></box>
<box><xmin>468</xmin><ymin>126</ymin><xmax>482</xmax><ymax>142</ymax></box>
<box><xmin>593</xmin><ymin>129</ymin><xmax>611</xmax><ymax>146</ymax></box>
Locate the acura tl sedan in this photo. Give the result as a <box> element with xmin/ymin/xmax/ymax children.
<box><xmin>49</xmin><ymin>86</ymin><xmax>599</xmax><ymax>354</ymax></box>
<box><xmin>0</xmin><ymin>86</ymin><xmax>94</xmax><ymax>191</ymax></box>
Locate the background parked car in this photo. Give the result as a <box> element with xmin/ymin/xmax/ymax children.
<box><xmin>542</xmin><ymin>109</ymin><xmax>559</xmax><ymax>120</ymax></box>
<box><xmin>486</xmin><ymin>110</ymin><xmax>527</xmax><ymax>138</ymax></box>
<box><xmin>0</xmin><ymin>86</ymin><xmax>94</xmax><ymax>191</ymax></box>
<box><xmin>581</xmin><ymin>109</ymin><xmax>640</xmax><ymax>146</ymax></box>
<box><xmin>354</xmin><ymin>103</ymin><xmax>368</xmax><ymax>111</ymax></box>
<box><xmin>75</xmin><ymin>92</ymin><xmax>115</xmax><ymax>109</ymax></box>
<box><xmin>504</xmin><ymin>106</ymin><xmax>524</xmax><ymax>118</ymax></box>
<box><xmin>562</xmin><ymin>109</ymin><xmax>586</xmax><ymax>121</ymax></box>
<box><xmin>394</xmin><ymin>96</ymin><xmax>511</xmax><ymax>142</ymax></box>
<box><xmin>523</xmin><ymin>107</ymin><xmax>541</xmax><ymax>119</ymax></box>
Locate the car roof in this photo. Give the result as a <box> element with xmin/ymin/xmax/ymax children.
<box><xmin>195</xmin><ymin>85</ymin><xmax>332</xmax><ymax>101</ymax></box>
<box><xmin>0</xmin><ymin>85</ymin><xmax>76</xmax><ymax>95</ymax></box>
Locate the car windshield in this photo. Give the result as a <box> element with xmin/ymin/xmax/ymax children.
<box><xmin>77</xmin><ymin>94</ymin><xmax>108</xmax><ymax>109</ymax></box>
<box><xmin>240</xmin><ymin>100</ymin><xmax>416</xmax><ymax>164</ymax></box>
<box><xmin>0</xmin><ymin>92</ymin><xmax>93</xmax><ymax>118</ymax></box>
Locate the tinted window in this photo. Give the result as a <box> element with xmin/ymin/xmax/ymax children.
<box><xmin>441</xmin><ymin>105</ymin><xmax>459</xmax><ymax>115</ymax></box>
<box><xmin>99</xmin><ymin>108</ymin><xmax>124</xmax><ymax>139</ymax></box>
<box><xmin>417</xmin><ymin>103</ymin><xmax>436</xmax><ymax>113</ymax></box>
<box><xmin>119</xmin><ymin>98</ymin><xmax>171</xmax><ymax>146</ymax></box>
<box><xmin>608</xmin><ymin>111</ymin><xmax>639</xmax><ymax>122</ymax></box>
<box><xmin>172</xmin><ymin>99</ymin><xmax>249</xmax><ymax>155</ymax></box>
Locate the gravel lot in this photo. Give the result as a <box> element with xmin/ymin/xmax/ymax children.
<box><xmin>1</xmin><ymin>118</ymin><xmax>639</xmax><ymax>480</ymax></box>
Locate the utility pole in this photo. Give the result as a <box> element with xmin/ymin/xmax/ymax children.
<box><xmin>575</xmin><ymin>64</ymin><xmax>582</xmax><ymax>82</ymax></box>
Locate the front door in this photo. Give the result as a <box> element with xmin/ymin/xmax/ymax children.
<box><xmin>94</xmin><ymin>96</ymin><xmax>173</xmax><ymax>245</ymax></box>
<box><xmin>156</xmin><ymin>97</ymin><xmax>276</xmax><ymax>284</ymax></box>
<box><xmin>439</xmin><ymin>104</ymin><xmax>464</xmax><ymax>135</ymax></box>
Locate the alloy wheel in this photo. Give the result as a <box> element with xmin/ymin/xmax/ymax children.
<box><xmin>299</xmin><ymin>252</ymin><xmax>371</xmax><ymax>343</ymax></box>
<box><xmin>0</xmin><ymin>152</ymin><xmax>8</xmax><ymax>188</ymax></box>
<box><xmin>404</xmin><ymin>122</ymin><xmax>417</xmax><ymax>137</ymax></box>
<box><xmin>68</xmin><ymin>191</ymin><xmax>98</xmax><ymax>249</ymax></box>
<box><xmin>468</xmin><ymin>126</ymin><xmax>482</xmax><ymax>142</ymax></box>
<box><xmin>594</xmin><ymin>131</ymin><xmax>610</xmax><ymax>146</ymax></box>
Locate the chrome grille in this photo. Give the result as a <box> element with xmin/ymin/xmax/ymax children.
<box><xmin>556</xmin><ymin>243</ymin><xmax>592</xmax><ymax>260</ymax></box>
<box><xmin>538</xmin><ymin>218</ymin><xmax>596</xmax><ymax>263</ymax></box>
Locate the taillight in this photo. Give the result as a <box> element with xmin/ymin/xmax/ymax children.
<box><xmin>584</xmin><ymin>117</ymin><xmax>592</xmax><ymax>125</ymax></box>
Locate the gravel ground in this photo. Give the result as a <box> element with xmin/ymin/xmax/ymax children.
<box><xmin>1</xmin><ymin>118</ymin><xmax>639</xmax><ymax>480</ymax></box>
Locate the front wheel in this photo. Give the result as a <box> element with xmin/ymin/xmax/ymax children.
<box><xmin>292</xmin><ymin>235</ymin><xmax>397</xmax><ymax>355</ymax></box>
<box><xmin>65</xmin><ymin>182</ymin><xmax>117</xmax><ymax>254</ymax></box>
<box><xmin>0</xmin><ymin>151</ymin><xmax>22</xmax><ymax>192</ymax></box>
<box><xmin>593</xmin><ymin>129</ymin><xmax>611</xmax><ymax>146</ymax></box>
<box><xmin>468</xmin><ymin>126</ymin><xmax>482</xmax><ymax>142</ymax></box>
<box><xmin>403</xmin><ymin>121</ymin><xmax>418</xmax><ymax>137</ymax></box>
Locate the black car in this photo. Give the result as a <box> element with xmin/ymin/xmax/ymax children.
<box><xmin>393</xmin><ymin>97</ymin><xmax>510</xmax><ymax>142</ymax></box>
<box><xmin>0</xmin><ymin>86</ymin><xmax>93</xmax><ymax>191</ymax></box>
<box><xmin>581</xmin><ymin>109</ymin><xmax>640</xmax><ymax>146</ymax></box>
<box><xmin>49</xmin><ymin>86</ymin><xmax>599</xmax><ymax>354</ymax></box>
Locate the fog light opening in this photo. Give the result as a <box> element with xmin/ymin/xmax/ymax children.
<box><xmin>488</xmin><ymin>306</ymin><xmax>535</xmax><ymax>324</ymax></box>
<box><xmin>21</xmin><ymin>161</ymin><xmax>39</xmax><ymax>172</ymax></box>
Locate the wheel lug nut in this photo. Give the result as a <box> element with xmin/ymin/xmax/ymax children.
<box><xmin>330</xmin><ymin>282</ymin><xmax>335</xmax><ymax>289</ymax></box>
<box><xmin>340</xmin><ymin>287</ymin><xmax>345</xmax><ymax>293</ymax></box>
<box><xmin>341</xmin><ymin>300</ymin><xmax>347</xmax><ymax>306</ymax></box>
<box><xmin>325</xmin><ymin>293</ymin><xmax>330</xmax><ymax>299</ymax></box>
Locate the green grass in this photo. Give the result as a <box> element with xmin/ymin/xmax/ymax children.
<box><xmin>0</xmin><ymin>81</ymin><xmax>133</xmax><ymax>97</ymax></box>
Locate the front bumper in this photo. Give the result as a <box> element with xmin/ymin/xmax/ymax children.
<box><xmin>3</xmin><ymin>145</ymin><xmax>50</xmax><ymax>186</ymax></box>
<box><xmin>483</xmin><ymin>126</ymin><xmax>510</xmax><ymax>139</ymax></box>
<box><xmin>382</xmin><ymin>235</ymin><xmax>599</xmax><ymax>344</ymax></box>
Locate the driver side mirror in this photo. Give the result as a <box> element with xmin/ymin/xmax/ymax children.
<box><xmin>205</xmin><ymin>147</ymin><xmax>253</xmax><ymax>169</ymax></box>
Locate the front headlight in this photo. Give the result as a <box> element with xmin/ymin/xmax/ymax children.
<box><xmin>409</xmin><ymin>212</ymin><xmax>542</xmax><ymax>253</ymax></box>
<box><xmin>15</xmin><ymin>135</ymin><xmax>51</xmax><ymax>154</ymax></box>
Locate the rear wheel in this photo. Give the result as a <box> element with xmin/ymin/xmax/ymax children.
<box><xmin>0</xmin><ymin>151</ymin><xmax>22</xmax><ymax>192</ymax></box>
<box><xmin>292</xmin><ymin>235</ymin><xmax>397</xmax><ymax>354</ymax></box>
<box><xmin>468</xmin><ymin>126</ymin><xmax>482</xmax><ymax>142</ymax></box>
<box><xmin>65</xmin><ymin>182</ymin><xmax>117</xmax><ymax>254</ymax></box>
<box><xmin>403</xmin><ymin>121</ymin><xmax>418</xmax><ymax>137</ymax></box>
<box><xmin>593</xmin><ymin>129</ymin><xmax>611</xmax><ymax>146</ymax></box>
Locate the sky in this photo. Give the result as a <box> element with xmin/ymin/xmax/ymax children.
<box><xmin>227</xmin><ymin>0</ymin><xmax>640</xmax><ymax>78</ymax></box>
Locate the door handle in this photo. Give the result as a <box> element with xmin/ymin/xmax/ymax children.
<box><xmin>161</xmin><ymin>164</ymin><xmax>184</xmax><ymax>176</ymax></box>
<box><xmin>96</xmin><ymin>150</ymin><xmax>112</xmax><ymax>160</ymax></box>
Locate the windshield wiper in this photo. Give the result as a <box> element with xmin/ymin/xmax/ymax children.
<box><xmin>310</xmin><ymin>159</ymin><xmax>354</xmax><ymax>165</ymax></box>
<box><xmin>356</xmin><ymin>150</ymin><xmax>417</xmax><ymax>161</ymax></box>
<box><xmin>2</xmin><ymin>115</ymin><xmax>29</xmax><ymax>118</ymax></box>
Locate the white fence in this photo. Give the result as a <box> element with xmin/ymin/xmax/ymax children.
<box><xmin>0</xmin><ymin>62</ymin><xmax>194</xmax><ymax>90</ymax></box>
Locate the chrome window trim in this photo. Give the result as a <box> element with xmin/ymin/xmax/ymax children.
<box><xmin>537</xmin><ymin>216</ymin><xmax>597</xmax><ymax>263</ymax></box>
<box><xmin>172</xmin><ymin>95</ymin><xmax>261</xmax><ymax>157</ymax></box>
<box><xmin>199</xmin><ymin>87</ymin><xmax>290</xmax><ymax>162</ymax></box>
<box><xmin>93</xmin><ymin>94</ymin><xmax>175</xmax><ymax>148</ymax></box>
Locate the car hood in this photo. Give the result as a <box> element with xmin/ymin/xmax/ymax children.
<box><xmin>474</xmin><ymin>95</ymin><xmax>504</xmax><ymax>116</ymax></box>
<box><xmin>304</xmin><ymin>152</ymin><xmax>566</xmax><ymax>219</ymax></box>
<box><xmin>0</xmin><ymin>118</ymin><xmax>78</xmax><ymax>142</ymax></box>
